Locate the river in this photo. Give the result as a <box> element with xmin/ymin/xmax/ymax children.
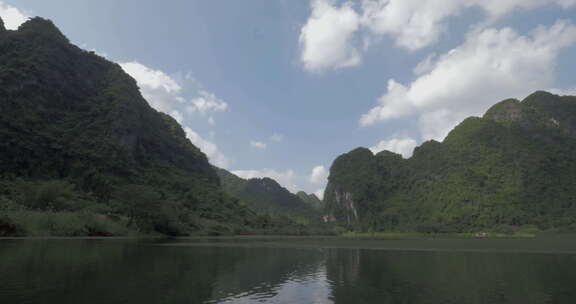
<box><xmin>1</xmin><ymin>236</ymin><xmax>576</xmax><ymax>303</ymax></box>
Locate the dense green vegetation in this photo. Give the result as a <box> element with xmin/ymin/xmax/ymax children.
<box><xmin>297</xmin><ymin>191</ymin><xmax>323</xmax><ymax>210</ymax></box>
<box><xmin>216</xmin><ymin>168</ymin><xmax>330</xmax><ymax>235</ymax></box>
<box><xmin>0</xmin><ymin>17</ymin><xmax>292</xmax><ymax>237</ymax></box>
<box><xmin>325</xmin><ymin>91</ymin><xmax>576</xmax><ymax>234</ymax></box>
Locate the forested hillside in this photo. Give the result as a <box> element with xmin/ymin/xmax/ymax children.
<box><xmin>216</xmin><ymin>168</ymin><xmax>328</xmax><ymax>234</ymax></box>
<box><xmin>0</xmin><ymin>17</ymin><xmax>261</xmax><ymax>236</ymax></box>
<box><xmin>324</xmin><ymin>91</ymin><xmax>576</xmax><ymax>233</ymax></box>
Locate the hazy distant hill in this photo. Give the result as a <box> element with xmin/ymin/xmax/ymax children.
<box><xmin>297</xmin><ymin>191</ymin><xmax>323</xmax><ymax>210</ymax></box>
<box><xmin>324</xmin><ymin>91</ymin><xmax>576</xmax><ymax>233</ymax></box>
<box><xmin>216</xmin><ymin>168</ymin><xmax>319</xmax><ymax>219</ymax></box>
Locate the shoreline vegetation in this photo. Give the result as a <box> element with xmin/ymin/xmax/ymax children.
<box><xmin>3</xmin><ymin>17</ymin><xmax>576</xmax><ymax>240</ymax></box>
<box><xmin>5</xmin><ymin>235</ymin><xmax>576</xmax><ymax>256</ymax></box>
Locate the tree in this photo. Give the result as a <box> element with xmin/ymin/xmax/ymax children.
<box><xmin>113</xmin><ymin>185</ymin><xmax>161</xmax><ymax>231</ymax></box>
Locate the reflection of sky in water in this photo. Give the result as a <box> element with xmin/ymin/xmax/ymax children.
<box><xmin>4</xmin><ymin>240</ymin><xmax>576</xmax><ymax>304</ymax></box>
<box><xmin>211</xmin><ymin>263</ymin><xmax>333</xmax><ymax>304</ymax></box>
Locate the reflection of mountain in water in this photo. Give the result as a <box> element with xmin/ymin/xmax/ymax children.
<box><xmin>3</xmin><ymin>240</ymin><xmax>576</xmax><ymax>304</ymax></box>
<box><xmin>0</xmin><ymin>240</ymin><xmax>333</xmax><ymax>304</ymax></box>
<box><xmin>325</xmin><ymin>249</ymin><xmax>576</xmax><ymax>304</ymax></box>
<box><xmin>208</xmin><ymin>247</ymin><xmax>331</xmax><ymax>303</ymax></box>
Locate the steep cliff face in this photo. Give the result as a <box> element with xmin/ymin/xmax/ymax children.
<box><xmin>323</xmin><ymin>148</ymin><xmax>403</xmax><ymax>229</ymax></box>
<box><xmin>324</xmin><ymin>91</ymin><xmax>576</xmax><ymax>232</ymax></box>
<box><xmin>0</xmin><ymin>17</ymin><xmax>255</xmax><ymax>234</ymax></box>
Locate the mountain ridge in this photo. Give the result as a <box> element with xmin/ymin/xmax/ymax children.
<box><xmin>0</xmin><ymin>16</ymin><xmax>260</xmax><ymax>236</ymax></box>
<box><xmin>324</xmin><ymin>91</ymin><xmax>576</xmax><ymax>232</ymax></box>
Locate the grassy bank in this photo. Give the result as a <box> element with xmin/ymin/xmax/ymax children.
<box><xmin>0</xmin><ymin>210</ymin><xmax>136</xmax><ymax>237</ymax></box>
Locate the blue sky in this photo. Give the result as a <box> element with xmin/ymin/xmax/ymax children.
<box><xmin>2</xmin><ymin>1</ymin><xmax>576</xmax><ymax>197</ymax></box>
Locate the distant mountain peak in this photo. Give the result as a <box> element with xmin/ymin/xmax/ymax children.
<box><xmin>483</xmin><ymin>98</ymin><xmax>523</xmax><ymax>124</ymax></box>
<box><xmin>482</xmin><ymin>91</ymin><xmax>576</xmax><ymax>136</ymax></box>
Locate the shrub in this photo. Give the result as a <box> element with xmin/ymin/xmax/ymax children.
<box><xmin>0</xmin><ymin>214</ymin><xmax>24</xmax><ymax>236</ymax></box>
<box><xmin>493</xmin><ymin>224</ymin><xmax>516</xmax><ymax>235</ymax></box>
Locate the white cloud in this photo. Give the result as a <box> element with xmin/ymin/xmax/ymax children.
<box><xmin>314</xmin><ymin>188</ymin><xmax>325</xmax><ymax>200</ymax></box>
<box><xmin>232</xmin><ymin>168</ymin><xmax>298</xmax><ymax>192</ymax></box>
<box><xmin>369</xmin><ymin>137</ymin><xmax>417</xmax><ymax>158</ymax></box>
<box><xmin>120</xmin><ymin>62</ymin><xmax>232</xmax><ymax>169</ymax></box>
<box><xmin>299</xmin><ymin>0</ymin><xmax>576</xmax><ymax>71</ymax></box>
<box><xmin>361</xmin><ymin>21</ymin><xmax>576</xmax><ymax>140</ymax></box>
<box><xmin>270</xmin><ymin>133</ymin><xmax>284</xmax><ymax>142</ymax></box>
<box><xmin>549</xmin><ymin>87</ymin><xmax>576</xmax><ymax>96</ymax></box>
<box><xmin>250</xmin><ymin>141</ymin><xmax>267</xmax><ymax>149</ymax></box>
<box><xmin>361</xmin><ymin>0</ymin><xmax>463</xmax><ymax>51</ymax></box>
<box><xmin>0</xmin><ymin>1</ymin><xmax>29</xmax><ymax>30</ymax></box>
<box><xmin>169</xmin><ymin>110</ymin><xmax>184</xmax><ymax>125</ymax></box>
<box><xmin>361</xmin><ymin>0</ymin><xmax>576</xmax><ymax>51</ymax></box>
<box><xmin>120</xmin><ymin>61</ymin><xmax>183</xmax><ymax>114</ymax></box>
<box><xmin>121</xmin><ymin>61</ymin><xmax>227</xmax><ymax>128</ymax></box>
<box><xmin>309</xmin><ymin>165</ymin><xmax>328</xmax><ymax>185</ymax></box>
<box><xmin>184</xmin><ymin>128</ymin><xmax>229</xmax><ymax>168</ymax></box>
<box><xmin>187</xmin><ymin>90</ymin><xmax>228</xmax><ymax>115</ymax></box>
<box><xmin>413</xmin><ymin>53</ymin><xmax>437</xmax><ymax>75</ymax></box>
<box><xmin>299</xmin><ymin>0</ymin><xmax>361</xmax><ymax>72</ymax></box>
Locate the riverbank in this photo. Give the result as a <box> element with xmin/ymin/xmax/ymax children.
<box><xmin>340</xmin><ymin>231</ymin><xmax>538</xmax><ymax>239</ymax></box>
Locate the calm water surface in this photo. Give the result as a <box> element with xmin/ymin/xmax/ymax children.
<box><xmin>1</xmin><ymin>237</ymin><xmax>576</xmax><ymax>303</ymax></box>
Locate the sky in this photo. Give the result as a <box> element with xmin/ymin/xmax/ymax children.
<box><xmin>2</xmin><ymin>1</ymin><xmax>576</xmax><ymax>198</ymax></box>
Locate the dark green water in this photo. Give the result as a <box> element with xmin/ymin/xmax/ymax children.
<box><xmin>1</xmin><ymin>237</ymin><xmax>576</xmax><ymax>303</ymax></box>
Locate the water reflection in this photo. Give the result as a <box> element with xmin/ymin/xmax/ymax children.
<box><xmin>211</xmin><ymin>263</ymin><xmax>332</xmax><ymax>304</ymax></box>
<box><xmin>1</xmin><ymin>239</ymin><xmax>576</xmax><ymax>303</ymax></box>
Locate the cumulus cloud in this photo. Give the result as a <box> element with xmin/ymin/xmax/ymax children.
<box><xmin>299</xmin><ymin>0</ymin><xmax>576</xmax><ymax>71</ymax></box>
<box><xmin>232</xmin><ymin>168</ymin><xmax>298</xmax><ymax>192</ymax></box>
<box><xmin>121</xmin><ymin>60</ymin><xmax>229</xmax><ymax>130</ymax></box>
<box><xmin>0</xmin><ymin>1</ymin><xmax>29</xmax><ymax>30</ymax></box>
<box><xmin>187</xmin><ymin>90</ymin><xmax>228</xmax><ymax>115</ymax></box>
<box><xmin>314</xmin><ymin>188</ymin><xmax>325</xmax><ymax>200</ymax></box>
<box><xmin>361</xmin><ymin>21</ymin><xmax>576</xmax><ymax>140</ymax></box>
<box><xmin>309</xmin><ymin>165</ymin><xmax>328</xmax><ymax>185</ymax></box>
<box><xmin>250</xmin><ymin>141</ymin><xmax>267</xmax><ymax>149</ymax></box>
<box><xmin>120</xmin><ymin>61</ymin><xmax>183</xmax><ymax>115</ymax></box>
<box><xmin>184</xmin><ymin>128</ymin><xmax>229</xmax><ymax>168</ymax></box>
<box><xmin>299</xmin><ymin>0</ymin><xmax>361</xmax><ymax>72</ymax></box>
<box><xmin>361</xmin><ymin>0</ymin><xmax>463</xmax><ymax>51</ymax></box>
<box><xmin>120</xmin><ymin>61</ymin><xmax>231</xmax><ymax>168</ymax></box>
<box><xmin>369</xmin><ymin>137</ymin><xmax>417</xmax><ymax>158</ymax></box>
<box><xmin>359</xmin><ymin>0</ymin><xmax>576</xmax><ymax>51</ymax></box>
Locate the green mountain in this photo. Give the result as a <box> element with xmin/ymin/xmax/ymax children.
<box><xmin>324</xmin><ymin>91</ymin><xmax>576</xmax><ymax>233</ymax></box>
<box><xmin>216</xmin><ymin>168</ymin><xmax>330</xmax><ymax>234</ymax></box>
<box><xmin>296</xmin><ymin>191</ymin><xmax>323</xmax><ymax>210</ymax></box>
<box><xmin>216</xmin><ymin>168</ymin><xmax>319</xmax><ymax>219</ymax></box>
<box><xmin>0</xmin><ymin>17</ymin><xmax>259</xmax><ymax>236</ymax></box>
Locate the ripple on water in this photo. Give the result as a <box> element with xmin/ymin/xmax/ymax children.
<box><xmin>211</xmin><ymin>263</ymin><xmax>333</xmax><ymax>304</ymax></box>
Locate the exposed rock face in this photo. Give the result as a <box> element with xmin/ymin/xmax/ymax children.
<box><xmin>483</xmin><ymin>98</ymin><xmax>524</xmax><ymax>124</ymax></box>
<box><xmin>333</xmin><ymin>190</ymin><xmax>358</xmax><ymax>225</ymax></box>
<box><xmin>484</xmin><ymin>91</ymin><xmax>576</xmax><ymax>135</ymax></box>
<box><xmin>324</xmin><ymin>91</ymin><xmax>576</xmax><ymax>232</ymax></box>
<box><xmin>322</xmin><ymin>147</ymin><xmax>399</xmax><ymax>229</ymax></box>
